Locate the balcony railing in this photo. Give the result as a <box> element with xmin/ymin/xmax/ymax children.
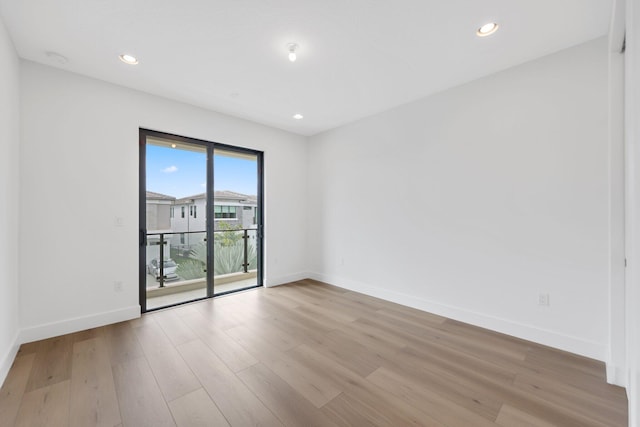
<box><xmin>146</xmin><ymin>228</ymin><xmax>257</xmax><ymax>288</ymax></box>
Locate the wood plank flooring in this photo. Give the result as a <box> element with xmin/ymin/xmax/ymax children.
<box><xmin>0</xmin><ymin>279</ymin><xmax>628</xmax><ymax>426</ymax></box>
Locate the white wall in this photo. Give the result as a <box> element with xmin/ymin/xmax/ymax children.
<box><xmin>19</xmin><ymin>62</ymin><xmax>308</xmax><ymax>341</ymax></box>
<box><xmin>0</xmin><ymin>15</ymin><xmax>20</xmax><ymax>385</ymax></box>
<box><xmin>625</xmin><ymin>0</ymin><xmax>640</xmax><ymax>423</ymax></box>
<box><xmin>608</xmin><ymin>0</ymin><xmax>627</xmax><ymax>388</ymax></box>
<box><xmin>308</xmin><ymin>37</ymin><xmax>611</xmax><ymax>360</ymax></box>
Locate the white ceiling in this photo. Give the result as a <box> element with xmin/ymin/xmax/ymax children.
<box><xmin>0</xmin><ymin>0</ymin><xmax>613</xmax><ymax>136</ymax></box>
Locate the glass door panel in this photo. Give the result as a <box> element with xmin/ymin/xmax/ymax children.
<box><xmin>213</xmin><ymin>148</ymin><xmax>260</xmax><ymax>295</ymax></box>
<box><xmin>144</xmin><ymin>136</ymin><xmax>208</xmax><ymax>310</ymax></box>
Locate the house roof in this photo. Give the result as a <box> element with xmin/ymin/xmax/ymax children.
<box><xmin>146</xmin><ymin>191</ymin><xmax>176</xmax><ymax>201</ymax></box>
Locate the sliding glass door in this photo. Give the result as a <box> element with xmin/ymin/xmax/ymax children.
<box><xmin>139</xmin><ymin>129</ymin><xmax>263</xmax><ymax>312</ymax></box>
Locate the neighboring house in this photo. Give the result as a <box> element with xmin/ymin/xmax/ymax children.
<box><xmin>170</xmin><ymin>190</ymin><xmax>258</xmax><ymax>232</ymax></box>
<box><xmin>146</xmin><ymin>190</ymin><xmax>258</xmax><ymax>254</ymax></box>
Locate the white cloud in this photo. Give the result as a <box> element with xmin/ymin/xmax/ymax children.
<box><xmin>201</xmin><ymin>182</ymin><xmax>206</xmax><ymax>188</ymax></box>
<box><xmin>162</xmin><ymin>165</ymin><xmax>178</xmax><ymax>173</ymax></box>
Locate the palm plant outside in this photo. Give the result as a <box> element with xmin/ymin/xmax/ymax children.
<box><xmin>175</xmin><ymin>222</ymin><xmax>257</xmax><ymax>279</ymax></box>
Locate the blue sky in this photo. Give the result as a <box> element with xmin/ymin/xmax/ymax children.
<box><xmin>146</xmin><ymin>144</ymin><xmax>257</xmax><ymax>198</ymax></box>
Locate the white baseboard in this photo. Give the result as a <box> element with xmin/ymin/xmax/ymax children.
<box><xmin>0</xmin><ymin>331</ymin><xmax>20</xmax><ymax>388</ymax></box>
<box><xmin>606</xmin><ymin>363</ymin><xmax>627</xmax><ymax>387</ymax></box>
<box><xmin>308</xmin><ymin>272</ymin><xmax>606</xmax><ymax>361</ymax></box>
<box><xmin>265</xmin><ymin>272</ymin><xmax>309</xmax><ymax>288</ymax></box>
<box><xmin>18</xmin><ymin>305</ymin><xmax>140</xmax><ymax>345</ymax></box>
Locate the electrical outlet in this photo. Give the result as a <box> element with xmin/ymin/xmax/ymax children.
<box><xmin>114</xmin><ymin>217</ymin><xmax>124</xmax><ymax>227</ymax></box>
<box><xmin>114</xmin><ymin>281</ymin><xmax>123</xmax><ymax>292</ymax></box>
<box><xmin>538</xmin><ymin>293</ymin><xmax>550</xmax><ymax>306</ymax></box>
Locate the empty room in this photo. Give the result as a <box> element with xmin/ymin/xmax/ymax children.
<box><xmin>0</xmin><ymin>0</ymin><xmax>639</xmax><ymax>426</ymax></box>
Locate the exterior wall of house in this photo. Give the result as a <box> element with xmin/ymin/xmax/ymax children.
<box><xmin>146</xmin><ymin>200</ymin><xmax>173</xmax><ymax>231</ymax></box>
<box><xmin>169</xmin><ymin>198</ymin><xmax>207</xmax><ymax>252</ymax></box>
<box><xmin>171</xmin><ymin>198</ymin><xmax>207</xmax><ymax>233</ymax></box>
<box><xmin>239</xmin><ymin>205</ymin><xmax>257</xmax><ymax>229</ymax></box>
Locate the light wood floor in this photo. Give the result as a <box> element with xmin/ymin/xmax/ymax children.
<box><xmin>0</xmin><ymin>279</ymin><xmax>628</xmax><ymax>427</ymax></box>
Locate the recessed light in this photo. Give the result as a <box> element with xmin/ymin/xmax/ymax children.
<box><xmin>293</xmin><ymin>113</ymin><xmax>303</xmax><ymax>120</ymax></box>
<box><xmin>477</xmin><ymin>22</ymin><xmax>499</xmax><ymax>37</ymax></box>
<box><xmin>171</xmin><ymin>144</ymin><xmax>177</xmax><ymax>148</ymax></box>
<box><xmin>287</xmin><ymin>43</ymin><xmax>299</xmax><ymax>62</ymax></box>
<box><xmin>119</xmin><ymin>54</ymin><xmax>139</xmax><ymax>65</ymax></box>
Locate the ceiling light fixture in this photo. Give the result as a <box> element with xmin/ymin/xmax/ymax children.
<box><xmin>119</xmin><ymin>54</ymin><xmax>139</xmax><ymax>65</ymax></box>
<box><xmin>477</xmin><ymin>22</ymin><xmax>499</xmax><ymax>37</ymax></box>
<box><xmin>287</xmin><ymin>43</ymin><xmax>298</xmax><ymax>62</ymax></box>
<box><xmin>293</xmin><ymin>113</ymin><xmax>304</xmax><ymax>120</ymax></box>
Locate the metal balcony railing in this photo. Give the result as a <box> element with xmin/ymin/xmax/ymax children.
<box><xmin>146</xmin><ymin>228</ymin><xmax>257</xmax><ymax>288</ymax></box>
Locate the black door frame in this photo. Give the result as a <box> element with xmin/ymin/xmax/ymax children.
<box><xmin>139</xmin><ymin>128</ymin><xmax>264</xmax><ymax>313</ymax></box>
